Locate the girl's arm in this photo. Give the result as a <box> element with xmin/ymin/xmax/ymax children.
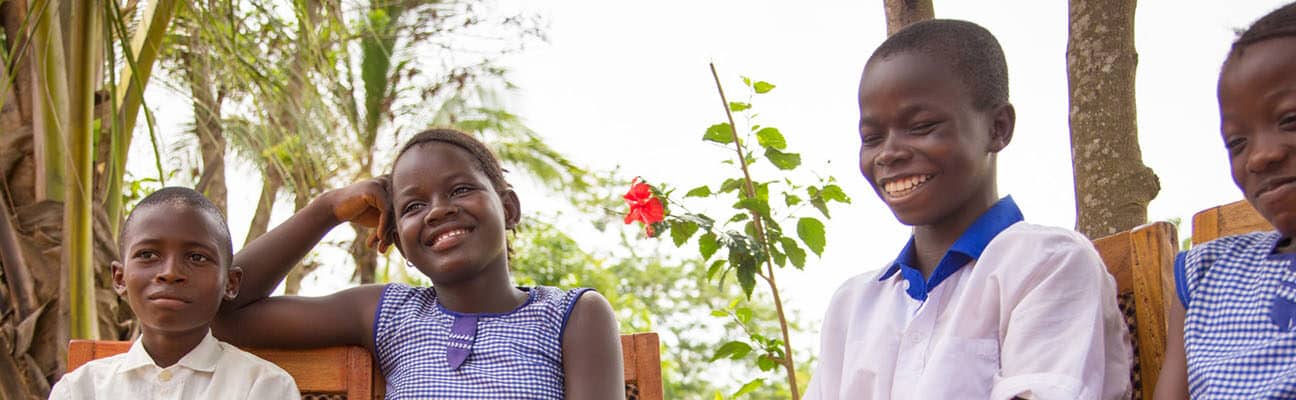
<box><xmin>213</xmin><ymin>179</ymin><xmax>391</xmax><ymax>351</ymax></box>
<box><xmin>561</xmin><ymin>291</ymin><xmax>624</xmax><ymax>399</ymax></box>
<box><xmin>1154</xmin><ymin>300</ymin><xmax>1189</xmax><ymax>400</ymax></box>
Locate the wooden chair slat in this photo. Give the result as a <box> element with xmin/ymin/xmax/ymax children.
<box><xmin>1192</xmin><ymin>200</ymin><xmax>1272</xmax><ymax>245</ymax></box>
<box><xmin>1093</xmin><ymin>221</ymin><xmax>1177</xmax><ymax>400</ymax></box>
<box><xmin>69</xmin><ymin>332</ymin><xmax>665</xmax><ymax>399</ymax></box>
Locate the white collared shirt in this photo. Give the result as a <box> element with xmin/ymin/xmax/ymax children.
<box><xmin>805</xmin><ymin>222</ymin><xmax>1132</xmax><ymax>400</ymax></box>
<box><xmin>49</xmin><ymin>331</ymin><xmax>299</xmax><ymax>400</ymax></box>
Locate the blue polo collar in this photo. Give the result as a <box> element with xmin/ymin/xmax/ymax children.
<box><xmin>877</xmin><ymin>196</ymin><xmax>1024</xmax><ymax>301</ymax></box>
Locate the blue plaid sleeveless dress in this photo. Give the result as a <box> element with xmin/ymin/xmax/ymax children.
<box><xmin>1175</xmin><ymin>231</ymin><xmax>1296</xmax><ymax>399</ymax></box>
<box><xmin>373</xmin><ymin>284</ymin><xmax>592</xmax><ymax>399</ymax></box>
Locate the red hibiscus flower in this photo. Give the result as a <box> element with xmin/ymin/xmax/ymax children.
<box><xmin>623</xmin><ymin>178</ymin><xmax>665</xmax><ymax>236</ymax></box>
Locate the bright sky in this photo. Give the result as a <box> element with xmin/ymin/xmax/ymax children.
<box><xmin>135</xmin><ymin>0</ymin><xmax>1290</xmax><ymax>380</ymax></box>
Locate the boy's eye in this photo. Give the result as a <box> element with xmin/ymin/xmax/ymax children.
<box><xmin>1225</xmin><ymin>136</ymin><xmax>1247</xmax><ymax>155</ymax></box>
<box><xmin>860</xmin><ymin>130</ymin><xmax>883</xmax><ymax>147</ymax></box>
<box><xmin>1279</xmin><ymin>113</ymin><xmax>1296</xmax><ymax>130</ymax></box>
<box><xmin>451</xmin><ymin>185</ymin><xmax>474</xmax><ymax>196</ymax></box>
<box><xmin>187</xmin><ymin>253</ymin><xmax>212</xmax><ymax>264</ymax></box>
<box><xmin>909</xmin><ymin>121</ymin><xmax>938</xmax><ymax>134</ymax></box>
<box><xmin>133</xmin><ymin>250</ymin><xmax>158</xmax><ymax>260</ymax></box>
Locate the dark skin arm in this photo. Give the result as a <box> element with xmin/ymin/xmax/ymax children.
<box><xmin>1155</xmin><ymin>298</ymin><xmax>1189</xmax><ymax>400</ymax></box>
<box><xmin>213</xmin><ymin>179</ymin><xmax>392</xmax><ymax>352</ymax></box>
<box><xmin>561</xmin><ymin>291</ymin><xmax>624</xmax><ymax>399</ymax></box>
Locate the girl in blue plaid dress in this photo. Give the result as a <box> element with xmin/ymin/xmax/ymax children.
<box><xmin>1157</xmin><ymin>3</ymin><xmax>1296</xmax><ymax>399</ymax></box>
<box><xmin>212</xmin><ymin>129</ymin><xmax>625</xmax><ymax>399</ymax></box>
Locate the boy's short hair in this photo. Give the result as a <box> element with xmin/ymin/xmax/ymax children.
<box><xmin>868</xmin><ymin>19</ymin><xmax>1009</xmax><ymax>110</ymax></box>
<box><xmin>1231</xmin><ymin>2</ymin><xmax>1296</xmax><ymax>56</ymax></box>
<box><xmin>120</xmin><ymin>187</ymin><xmax>233</xmax><ymax>268</ymax></box>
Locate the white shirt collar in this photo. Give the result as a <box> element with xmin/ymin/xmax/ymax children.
<box><xmin>117</xmin><ymin>330</ymin><xmax>223</xmax><ymax>374</ymax></box>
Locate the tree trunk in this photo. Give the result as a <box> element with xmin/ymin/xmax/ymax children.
<box><xmin>350</xmin><ymin>223</ymin><xmax>377</xmax><ymax>284</ymax></box>
<box><xmin>1066</xmin><ymin>0</ymin><xmax>1159</xmax><ymax>238</ymax></box>
<box><xmin>245</xmin><ymin>167</ymin><xmax>283</xmax><ymax>245</ymax></box>
<box><xmin>283</xmin><ymin>192</ymin><xmax>318</xmax><ymax>295</ymax></box>
<box><xmin>883</xmin><ymin>0</ymin><xmax>934</xmax><ymax>36</ymax></box>
<box><xmin>181</xmin><ymin>30</ymin><xmax>227</xmax><ymax>215</ymax></box>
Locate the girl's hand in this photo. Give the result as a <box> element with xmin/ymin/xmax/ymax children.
<box><xmin>327</xmin><ymin>176</ymin><xmax>393</xmax><ymax>251</ymax></box>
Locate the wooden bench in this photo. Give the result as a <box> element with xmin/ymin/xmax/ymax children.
<box><xmin>1092</xmin><ymin>221</ymin><xmax>1178</xmax><ymax>400</ymax></box>
<box><xmin>68</xmin><ymin>332</ymin><xmax>664</xmax><ymax>399</ymax></box>
<box><xmin>1191</xmin><ymin>199</ymin><xmax>1272</xmax><ymax>245</ymax></box>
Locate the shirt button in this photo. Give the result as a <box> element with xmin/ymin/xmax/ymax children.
<box><xmin>158</xmin><ymin>369</ymin><xmax>172</xmax><ymax>382</ymax></box>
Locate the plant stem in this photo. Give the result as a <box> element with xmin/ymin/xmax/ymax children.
<box><xmin>709</xmin><ymin>62</ymin><xmax>799</xmax><ymax>399</ymax></box>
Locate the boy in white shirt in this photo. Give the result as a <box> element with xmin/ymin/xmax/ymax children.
<box><xmin>804</xmin><ymin>19</ymin><xmax>1131</xmax><ymax>400</ymax></box>
<box><xmin>50</xmin><ymin>187</ymin><xmax>298</xmax><ymax>399</ymax></box>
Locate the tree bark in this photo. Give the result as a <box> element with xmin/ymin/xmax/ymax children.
<box><xmin>245</xmin><ymin>167</ymin><xmax>282</xmax><ymax>245</ymax></box>
<box><xmin>350</xmin><ymin>223</ymin><xmax>377</xmax><ymax>284</ymax></box>
<box><xmin>1066</xmin><ymin>0</ymin><xmax>1159</xmax><ymax>238</ymax></box>
<box><xmin>181</xmin><ymin>41</ymin><xmax>227</xmax><ymax>215</ymax></box>
<box><xmin>883</xmin><ymin>0</ymin><xmax>934</xmax><ymax>36</ymax></box>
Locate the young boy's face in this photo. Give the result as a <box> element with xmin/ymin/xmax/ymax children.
<box><xmin>1219</xmin><ymin>37</ymin><xmax>1296</xmax><ymax>238</ymax></box>
<box><xmin>857</xmin><ymin>52</ymin><xmax>1010</xmax><ymax>227</ymax></box>
<box><xmin>112</xmin><ymin>203</ymin><xmax>240</xmax><ymax>336</ymax></box>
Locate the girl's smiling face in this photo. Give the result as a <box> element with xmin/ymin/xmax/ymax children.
<box><xmin>391</xmin><ymin>142</ymin><xmax>520</xmax><ymax>284</ymax></box>
<box><xmin>1219</xmin><ymin>37</ymin><xmax>1296</xmax><ymax>239</ymax></box>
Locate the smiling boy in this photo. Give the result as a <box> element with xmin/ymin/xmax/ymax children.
<box><xmin>49</xmin><ymin>187</ymin><xmax>298</xmax><ymax>399</ymax></box>
<box><xmin>805</xmin><ymin>20</ymin><xmax>1131</xmax><ymax>399</ymax></box>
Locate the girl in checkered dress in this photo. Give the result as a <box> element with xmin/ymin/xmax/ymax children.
<box><xmin>1157</xmin><ymin>3</ymin><xmax>1296</xmax><ymax>399</ymax></box>
<box><xmin>213</xmin><ymin>129</ymin><xmax>625</xmax><ymax>399</ymax></box>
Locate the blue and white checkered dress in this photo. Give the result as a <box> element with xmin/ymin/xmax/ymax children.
<box><xmin>1176</xmin><ymin>231</ymin><xmax>1296</xmax><ymax>399</ymax></box>
<box><xmin>374</xmin><ymin>284</ymin><xmax>592</xmax><ymax>399</ymax></box>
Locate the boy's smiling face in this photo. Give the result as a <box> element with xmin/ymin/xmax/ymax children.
<box><xmin>113</xmin><ymin>203</ymin><xmax>240</xmax><ymax>336</ymax></box>
<box><xmin>1219</xmin><ymin>37</ymin><xmax>1296</xmax><ymax>239</ymax></box>
<box><xmin>857</xmin><ymin>51</ymin><xmax>1012</xmax><ymax>228</ymax></box>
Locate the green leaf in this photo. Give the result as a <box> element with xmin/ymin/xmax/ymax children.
<box><xmin>764</xmin><ymin>148</ymin><xmax>802</xmax><ymax>170</ymax></box>
<box><xmin>699</xmin><ymin>232</ymin><xmax>720</xmax><ymax>260</ymax></box>
<box><xmin>808</xmin><ymin>186</ymin><xmax>831</xmax><ymax>218</ymax></box>
<box><xmin>729</xmin><ymin>213</ymin><xmax>749</xmax><ymax>223</ymax></box>
<box><xmin>755</xmin><ymin>127</ymin><xmax>786</xmax><ymax>150</ymax></box>
<box><xmin>670</xmin><ymin>220</ymin><xmax>699</xmax><ymax>247</ymax></box>
<box><xmin>720</xmin><ymin>178</ymin><xmax>745</xmax><ymax>193</ymax></box>
<box><xmin>797</xmin><ymin>217</ymin><xmax>827</xmax><ymax>256</ymax></box>
<box><xmin>729</xmin><ymin>242</ymin><xmax>759</xmax><ymax>298</ymax></box>
<box><xmin>704</xmin><ymin>123</ymin><xmax>734</xmax><ymax>144</ymax></box>
<box><xmin>821</xmin><ymin>184</ymin><xmax>851</xmax><ymax>204</ymax></box>
<box><xmin>728</xmin><ymin>101</ymin><xmax>751</xmax><ymax>112</ymax></box>
<box><xmin>733</xmin><ymin>379</ymin><xmax>765</xmax><ymax>398</ymax></box>
<box><xmin>780</xmin><ymin>237</ymin><xmax>807</xmax><ymax>269</ymax></box>
<box><xmin>711</xmin><ymin>340</ymin><xmax>752</xmax><ymax>361</ymax></box>
<box><xmin>733</xmin><ymin>198</ymin><xmax>771</xmax><ymax>218</ymax></box>
<box><xmin>710</xmin><ymin>309</ymin><xmax>728</xmax><ymax>317</ymax></box>
<box><xmin>784</xmin><ymin>193</ymin><xmax>802</xmax><ymax>206</ymax></box>
<box><xmin>706</xmin><ymin>259</ymin><xmax>726</xmax><ymax>280</ymax></box>
<box><xmin>756</xmin><ymin>355</ymin><xmax>777</xmax><ymax>372</ymax></box>
<box><xmin>685</xmin><ymin>185</ymin><xmax>712</xmax><ymax>198</ymax></box>
<box><xmin>715</xmin><ymin>391</ymin><xmax>726</xmax><ymax>400</ymax></box>
<box><xmin>753</xmin><ymin>81</ymin><xmax>775</xmax><ymax>93</ymax></box>
<box><xmin>741</xmin><ymin>76</ymin><xmax>753</xmax><ymax>87</ymax></box>
<box><xmin>735</xmin><ymin>306</ymin><xmax>752</xmax><ymax>324</ymax></box>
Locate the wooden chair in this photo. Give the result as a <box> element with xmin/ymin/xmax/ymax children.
<box><xmin>621</xmin><ymin>332</ymin><xmax>664</xmax><ymax>400</ymax></box>
<box><xmin>1191</xmin><ymin>199</ymin><xmax>1272</xmax><ymax>245</ymax></box>
<box><xmin>67</xmin><ymin>340</ymin><xmax>375</xmax><ymax>399</ymax></box>
<box><xmin>68</xmin><ymin>332</ymin><xmax>666</xmax><ymax>400</ymax></box>
<box><xmin>1092</xmin><ymin>221</ymin><xmax>1178</xmax><ymax>400</ymax></box>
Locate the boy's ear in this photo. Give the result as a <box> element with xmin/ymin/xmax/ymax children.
<box><xmin>987</xmin><ymin>103</ymin><xmax>1016</xmax><ymax>153</ymax></box>
<box><xmin>111</xmin><ymin>261</ymin><xmax>127</xmax><ymax>297</ymax></box>
<box><xmin>501</xmin><ymin>189</ymin><xmax>521</xmax><ymax>230</ymax></box>
<box><xmin>224</xmin><ymin>266</ymin><xmax>243</xmax><ymax>301</ymax></box>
